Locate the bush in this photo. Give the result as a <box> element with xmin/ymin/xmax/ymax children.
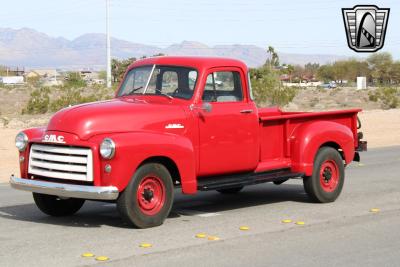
<box><xmin>22</xmin><ymin>87</ymin><xmax>50</xmax><ymax>114</ymax></box>
<box><xmin>250</xmin><ymin>67</ymin><xmax>297</xmax><ymax>106</ymax></box>
<box><xmin>64</xmin><ymin>72</ymin><xmax>86</xmax><ymax>88</ymax></box>
<box><xmin>368</xmin><ymin>92</ymin><xmax>379</xmax><ymax>102</ymax></box>
<box><xmin>368</xmin><ymin>87</ymin><xmax>399</xmax><ymax>109</ymax></box>
<box><xmin>49</xmin><ymin>87</ymin><xmax>97</xmax><ymax>112</ymax></box>
<box><xmin>22</xmin><ymin>86</ymin><xmax>114</xmax><ymax>114</ymax></box>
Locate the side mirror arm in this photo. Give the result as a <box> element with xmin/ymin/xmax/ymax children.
<box><xmin>189</xmin><ymin>102</ymin><xmax>212</xmax><ymax>113</ymax></box>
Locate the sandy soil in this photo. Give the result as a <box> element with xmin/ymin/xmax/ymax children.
<box><xmin>0</xmin><ymin>129</ymin><xmax>20</xmax><ymax>183</ymax></box>
<box><xmin>0</xmin><ymin>109</ymin><xmax>399</xmax><ymax>183</ymax></box>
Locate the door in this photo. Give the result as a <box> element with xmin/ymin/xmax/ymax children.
<box><xmin>197</xmin><ymin>68</ymin><xmax>259</xmax><ymax>176</ymax></box>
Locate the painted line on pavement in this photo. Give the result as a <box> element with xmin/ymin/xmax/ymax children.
<box><xmin>176</xmin><ymin>209</ymin><xmax>221</xmax><ymax>217</ymax></box>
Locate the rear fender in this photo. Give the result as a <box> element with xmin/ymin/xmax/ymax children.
<box><xmin>290</xmin><ymin>121</ymin><xmax>355</xmax><ymax>176</ymax></box>
<box><xmin>92</xmin><ymin>131</ymin><xmax>196</xmax><ymax>194</ymax></box>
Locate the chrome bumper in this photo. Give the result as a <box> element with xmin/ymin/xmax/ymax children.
<box><xmin>9</xmin><ymin>175</ymin><xmax>119</xmax><ymax>200</ymax></box>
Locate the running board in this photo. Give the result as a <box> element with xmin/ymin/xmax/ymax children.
<box><xmin>197</xmin><ymin>168</ymin><xmax>304</xmax><ymax>191</ymax></box>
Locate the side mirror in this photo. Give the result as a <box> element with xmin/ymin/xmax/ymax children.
<box><xmin>202</xmin><ymin>102</ymin><xmax>212</xmax><ymax>113</ymax></box>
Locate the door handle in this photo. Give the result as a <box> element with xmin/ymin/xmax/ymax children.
<box><xmin>240</xmin><ymin>109</ymin><xmax>253</xmax><ymax>114</ymax></box>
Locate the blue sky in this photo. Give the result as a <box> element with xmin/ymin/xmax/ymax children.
<box><xmin>1</xmin><ymin>0</ymin><xmax>399</xmax><ymax>57</ymax></box>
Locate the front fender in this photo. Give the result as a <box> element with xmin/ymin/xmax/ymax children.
<box><xmin>91</xmin><ymin>131</ymin><xmax>196</xmax><ymax>194</ymax></box>
<box><xmin>290</xmin><ymin>121</ymin><xmax>355</xmax><ymax>176</ymax></box>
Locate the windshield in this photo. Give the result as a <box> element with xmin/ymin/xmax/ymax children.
<box><xmin>118</xmin><ymin>65</ymin><xmax>198</xmax><ymax>100</ymax></box>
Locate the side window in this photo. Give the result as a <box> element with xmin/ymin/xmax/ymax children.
<box><xmin>188</xmin><ymin>71</ymin><xmax>197</xmax><ymax>90</ymax></box>
<box><xmin>247</xmin><ymin>72</ymin><xmax>255</xmax><ymax>101</ymax></box>
<box><xmin>202</xmin><ymin>71</ymin><xmax>243</xmax><ymax>102</ymax></box>
<box><xmin>161</xmin><ymin>71</ymin><xmax>178</xmax><ymax>94</ymax></box>
<box><xmin>202</xmin><ymin>74</ymin><xmax>215</xmax><ymax>102</ymax></box>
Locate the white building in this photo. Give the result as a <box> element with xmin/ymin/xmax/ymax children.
<box><xmin>0</xmin><ymin>76</ymin><xmax>24</xmax><ymax>85</ymax></box>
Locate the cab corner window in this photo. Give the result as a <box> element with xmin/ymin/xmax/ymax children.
<box><xmin>202</xmin><ymin>71</ymin><xmax>243</xmax><ymax>102</ymax></box>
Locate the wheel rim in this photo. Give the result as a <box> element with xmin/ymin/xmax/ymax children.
<box><xmin>319</xmin><ymin>160</ymin><xmax>339</xmax><ymax>192</ymax></box>
<box><xmin>137</xmin><ymin>175</ymin><xmax>166</xmax><ymax>216</ymax></box>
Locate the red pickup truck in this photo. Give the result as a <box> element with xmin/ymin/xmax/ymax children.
<box><xmin>10</xmin><ymin>56</ymin><xmax>367</xmax><ymax>228</ymax></box>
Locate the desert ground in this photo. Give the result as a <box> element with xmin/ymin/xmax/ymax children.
<box><xmin>1</xmin><ymin>108</ymin><xmax>399</xmax><ymax>183</ymax></box>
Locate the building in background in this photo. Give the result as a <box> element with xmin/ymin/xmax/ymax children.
<box><xmin>26</xmin><ymin>69</ymin><xmax>58</xmax><ymax>79</ymax></box>
<box><xmin>357</xmin><ymin>77</ymin><xmax>367</xmax><ymax>90</ymax></box>
<box><xmin>0</xmin><ymin>76</ymin><xmax>24</xmax><ymax>85</ymax></box>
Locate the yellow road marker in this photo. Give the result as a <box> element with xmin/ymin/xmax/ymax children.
<box><xmin>239</xmin><ymin>226</ymin><xmax>250</xmax><ymax>230</ymax></box>
<box><xmin>208</xmin><ymin>236</ymin><xmax>220</xmax><ymax>241</ymax></box>
<box><xmin>95</xmin><ymin>256</ymin><xmax>109</xmax><ymax>261</ymax></box>
<box><xmin>195</xmin><ymin>233</ymin><xmax>207</xmax><ymax>238</ymax></box>
<box><xmin>358</xmin><ymin>163</ymin><xmax>365</xmax><ymax>167</ymax></box>
<box><xmin>295</xmin><ymin>221</ymin><xmax>305</xmax><ymax>225</ymax></box>
<box><xmin>81</xmin><ymin>253</ymin><xmax>94</xmax><ymax>258</ymax></box>
<box><xmin>370</xmin><ymin>208</ymin><xmax>380</xmax><ymax>213</ymax></box>
<box><xmin>139</xmin><ymin>243</ymin><xmax>153</xmax><ymax>248</ymax></box>
<box><xmin>282</xmin><ymin>219</ymin><xmax>292</xmax><ymax>223</ymax></box>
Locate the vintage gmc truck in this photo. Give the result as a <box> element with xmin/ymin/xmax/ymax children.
<box><xmin>10</xmin><ymin>56</ymin><xmax>367</xmax><ymax>228</ymax></box>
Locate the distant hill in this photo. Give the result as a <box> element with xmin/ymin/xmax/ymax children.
<box><xmin>0</xmin><ymin>27</ymin><xmax>349</xmax><ymax>69</ymax></box>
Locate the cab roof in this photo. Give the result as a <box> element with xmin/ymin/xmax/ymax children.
<box><xmin>128</xmin><ymin>56</ymin><xmax>248</xmax><ymax>72</ymax></box>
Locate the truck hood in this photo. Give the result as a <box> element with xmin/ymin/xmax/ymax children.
<box><xmin>46</xmin><ymin>98</ymin><xmax>188</xmax><ymax>140</ymax></box>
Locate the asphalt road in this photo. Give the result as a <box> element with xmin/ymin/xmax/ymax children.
<box><xmin>0</xmin><ymin>146</ymin><xmax>399</xmax><ymax>267</ymax></box>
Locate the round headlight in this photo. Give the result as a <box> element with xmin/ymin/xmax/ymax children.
<box><xmin>15</xmin><ymin>132</ymin><xmax>28</xmax><ymax>152</ymax></box>
<box><xmin>100</xmin><ymin>138</ymin><xmax>115</xmax><ymax>159</ymax></box>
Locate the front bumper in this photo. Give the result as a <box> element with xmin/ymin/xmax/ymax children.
<box><xmin>10</xmin><ymin>175</ymin><xmax>119</xmax><ymax>200</ymax></box>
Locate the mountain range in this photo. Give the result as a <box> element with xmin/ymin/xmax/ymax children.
<box><xmin>0</xmin><ymin>28</ymin><xmax>349</xmax><ymax>70</ymax></box>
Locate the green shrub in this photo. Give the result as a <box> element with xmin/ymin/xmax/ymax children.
<box><xmin>250</xmin><ymin>67</ymin><xmax>297</xmax><ymax>107</ymax></box>
<box><xmin>22</xmin><ymin>87</ymin><xmax>50</xmax><ymax>114</ymax></box>
<box><xmin>49</xmin><ymin>87</ymin><xmax>97</xmax><ymax>112</ymax></box>
<box><xmin>368</xmin><ymin>92</ymin><xmax>379</xmax><ymax>102</ymax></box>
<box><xmin>368</xmin><ymin>87</ymin><xmax>399</xmax><ymax>109</ymax></box>
<box><xmin>22</xmin><ymin>86</ymin><xmax>114</xmax><ymax>114</ymax></box>
<box><xmin>64</xmin><ymin>72</ymin><xmax>86</xmax><ymax>88</ymax></box>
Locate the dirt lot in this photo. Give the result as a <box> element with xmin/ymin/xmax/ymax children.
<box><xmin>1</xmin><ymin>108</ymin><xmax>399</xmax><ymax>183</ymax></box>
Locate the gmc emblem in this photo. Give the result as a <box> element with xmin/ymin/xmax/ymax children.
<box><xmin>42</xmin><ymin>134</ymin><xmax>66</xmax><ymax>144</ymax></box>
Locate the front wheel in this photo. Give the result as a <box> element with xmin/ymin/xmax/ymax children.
<box><xmin>33</xmin><ymin>193</ymin><xmax>85</xmax><ymax>216</ymax></box>
<box><xmin>117</xmin><ymin>163</ymin><xmax>174</xmax><ymax>228</ymax></box>
<box><xmin>303</xmin><ymin>147</ymin><xmax>345</xmax><ymax>203</ymax></box>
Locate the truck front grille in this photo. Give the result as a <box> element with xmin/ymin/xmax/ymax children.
<box><xmin>28</xmin><ymin>144</ymin><xmax>93</xmax><ymax>182</ymax></box>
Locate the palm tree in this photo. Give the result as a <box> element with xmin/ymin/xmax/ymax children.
<box><xmin>266</xmin><ymin>46</ymin><xmax>280</xmax><ymax>69</ymax></box>
<box><xmin>267</xmin><ymin>46</ymin><xmax>275</xmax><ymax>69</ymax></box>
<box><xmin>287</xmin><ymin>64</ymin><xmax>294</xmax><ymax>83</ymax></box>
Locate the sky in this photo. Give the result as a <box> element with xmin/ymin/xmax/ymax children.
<box><xmin>0</xmin><ymin>0</ymin><xmax>399</xmax><ymax>58</ymax></box>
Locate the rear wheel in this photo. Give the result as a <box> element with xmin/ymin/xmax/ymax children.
<box><xmin>217</xmin><ymin>186</ymin><xmax>244</xmax><ymax>194</ymax></box>
<box><xmin>303</xmin><ymin>147</ymin><xmax>345</xmax><ymax>203</ymax></box>
<box><xmin>117</xmin><ymin>163</ymin><xmax>174</xmax><ymax>228</ymax></box>
<box><xmin>33</xmin><ymin>193</ymin><xmax>85</xmax><ymax>216</ymax></box>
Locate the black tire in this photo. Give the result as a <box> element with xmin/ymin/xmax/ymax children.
<box><xmin>33</xmin><ymin>193</ymin><xmax>85</xmax><ymax>217</ymax></box>
<box><xmin>117</xmin><ymin>163</ymin><xmax>174</xmax><ymax>228</ymax></box>
<box><xmin>303</xmin><ymin>147</ymin><xmax>345</xmax><ymax>203</ymax></box>
<box><xmin>217</xmin><ymin>186</ymin><xmax>244</xmax><ymax>194</ymax></box>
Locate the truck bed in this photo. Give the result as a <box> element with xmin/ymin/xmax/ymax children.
<box><xmin>256</xmin><ymin>107</ymin><xmax>360</xmax><ymax>173</ymax></box>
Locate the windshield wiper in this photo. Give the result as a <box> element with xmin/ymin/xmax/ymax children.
<box><xmin>124</xmin><ymin>86</ymin><xmax>143</xmax><ymax>96</ymax></box>
<box><xmin>154</xmin><ymin>89</ymin><xmax>173</xmax><ymax>99</ymax></box>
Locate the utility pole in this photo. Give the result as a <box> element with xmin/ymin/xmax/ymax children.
<box><xmin>106</xmin><ymin>0</ymin><xmax>111</xmax><ymax>88</ymax></box>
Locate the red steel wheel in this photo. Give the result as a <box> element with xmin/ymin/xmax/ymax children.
<box><xmin>117</xmin><ymin>163</ymin><xmax>174</xmax><ymax>228</ymax></box>
<box><xmin>303</xmin><ymin>147</ymin><xmax>345</xmax><ymax>203</ymax></box>
<box><xmin>137</xmin><ymin>175</ymin><xmax>166</xmax><ymax>216</ymax></box>
<box><xmin>319</xmin><ymin>160</ymin><xmax>339</xmax><ymax>193</ymax></box>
